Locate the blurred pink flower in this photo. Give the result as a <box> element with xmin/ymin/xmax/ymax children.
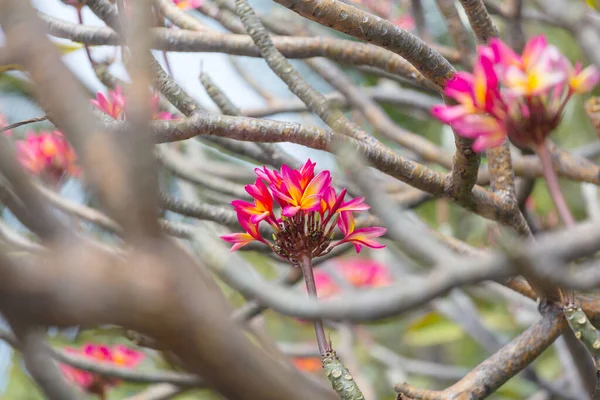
<box><xmin>432</xmin><ymin>35</ymin><xmax>600</xmax><ymax>151</ymax></box>
<box><xmin>313</xmin><ymin>270</ymin><xmax>341</xmax><ymax>298</ymax></box>
<box><xmin>15</xmin><ymin>130</ymin><xmax>79</xmax><ymax>183</ymax></box>
<box><xmin>292</xmin><ymin>356</ymin><xmax>322</xmax><ymax>372</ymax></box>
<box><xmin>91</xmin><ymin>85</ymin><xmax>176</xmax><ymax>120</ymax></box>
<box><xmin>391</xmin><ymin>15</ymin><xmax>415</xmax><ymax>31</ymax></box>
<box><xmin>91</xmin><ymin>86</ymin><xmax>125</xmax><ymax>120</ymax></box>
<box><xmin>60</xmin><ymin>344</ymin><xmax>144</xmax><ymax>397</ymax></box>
<box><xmin>334</xmin><ymin>258</ymin><xmax>393</xmax><ymax>288</ymax></box>
<box><xmin>173</xmin><ymin>0</ymin><xmax>202</xmax><ymax>9</ymax></box>
<box><xmin>312</xmin><ymin>259</ymin><xmax>393</xmax><ymax>298</ymax></box>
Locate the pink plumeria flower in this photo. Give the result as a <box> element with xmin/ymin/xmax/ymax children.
<box><xmin>15</xmin><ymin>130</ymin><xmax>79</xmax><ymax>184</ymax></box>
<box><xmin>432</xmin><ymin>35</ymin><xmax>599</xmax><ymax>151</ymax></box>
<box><xmin>568</xmin><ymin>62</ymin><xmax>600</xmax><ymax>94</ymax></box>
<box><xmin>60</xmin><ymin>344</ymin><xmax>144</xmax><ymax>397</ymax></box>
<box><xmin>221</xmin><ymin>160</ymin><xmax>386</xmax><ymax>262</ymax></box>
<box><xmin>336</xmin><ymin>211</ymin><xmax>386</xmax><ymax>253</ymax></box>
<box><xmin>221</xmin><ymin>210</ymin><xmax>268</xmax><ymax>251</ymax></box>
<box><xmin>271</xmin><ymin>168</ymin><xmax>332</xmax><ymax>218</ymax></box>
<box><xmin>91</xmin><ymin>86</ymin><xmax>125</xmax><ymax>120</ymax></box>
<box><xmin>392</xmin><ymin>15</ymin><xmax>415</xmax><ymax>31</ymax></box>
<box><xmin>334</xmin><ymin>258</ymin><xmax>393</xmax><ymax>288</ymax></box>
<box><xmin>173</xmin><ymin>0</ymin><xmax>202</xmax><ymax>9</ymax></box>
<box><xmin>232</xmin><ymin>179</ymin><xmax>276</xmax><ymax>225</ymax></box>
<box><xmin>313</xmin><ymin>270</ymin><xmax>341</xmax><ymax>298</ymax></box>
<box><xmin>92</xmin><ymin>86</ymin><xmax>178</xmax><ymax>121</ymax></box>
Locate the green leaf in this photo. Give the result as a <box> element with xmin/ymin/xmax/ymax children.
<box><xmin>2</xmin><ymin>353</ymin><xmax>44</xmax><ymax>400</ymax></box>
<box><xmin>403</xmin><ymin>312</ymin><xmax>464</xmax><ymax>347</ymax></box>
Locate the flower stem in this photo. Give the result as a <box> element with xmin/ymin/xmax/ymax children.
<box><xmin>537</xmin><ymin>143</ymin><xmax>575</xmax><ymax>227</ymax></box>
<box><xmin>298</xmin><ymin>254</ymin><xmax>328</xmax><ymax>355</ymax></box>
<box><xmin>537</xmin><ymin>142</ymin><xmax>575</xmax><ymax>304</ymax></box>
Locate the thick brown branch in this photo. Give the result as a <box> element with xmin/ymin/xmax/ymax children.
<box><xmin>0</xmin><ymin>241</ymin><xmax>338</xmax><ymax>400</ymax></box>
<box><xmin>396</xmin><ymin>305</ymin><xmax>566</xmax><ymax>399</ymax></box>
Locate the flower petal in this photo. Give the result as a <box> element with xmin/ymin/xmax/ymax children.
<box><xmin>301</xmin><ymin>170</ymin><xmax>331</xmax><ymax>202</ymax></box>
<box><xmin>431</xmin><ymin>104</ymin><xmax>471</xmax><ymax>123</ymax></box>
<box><xmin>282</xmin><ymin>205</ymin><xmax>301</xmax><ymax>217</ymax></box>
<box><xmin>337</xmin><ymin>197</ymin><xmax>370</xmax><ymax>213</ymax></box>
<box><xmin>220</xmin><ymin>232</ymin><xmax>256</xmax><ymax>251</ymax></box>
<box><xmin>570</xmin><ymin>65</ymin><xmax>600</xmax><ymax>94</ymax></box>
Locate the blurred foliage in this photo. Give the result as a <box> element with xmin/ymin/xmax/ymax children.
<box><xmin>1</xmin><ymin>1</ymin><xmax>600</xmax><ymax>399</ymax></box>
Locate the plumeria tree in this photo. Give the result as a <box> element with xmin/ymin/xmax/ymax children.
<box><xmin>3</xmin><ymin>0</ymin><xmax>600</xmax><ymax>399</ymax></box>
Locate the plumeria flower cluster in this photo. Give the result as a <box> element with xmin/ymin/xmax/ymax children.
<box><xmin>221</xmin><ymin>160</ymin><xmax>386</xmax><ymax>262</ymax></box>
<box><xmin>60</xmin><ymin>344</ymin><xmax>144</xmax><ymax>397</ymax></box>
<box><xmin>15</xmin><ymin>130</ymin><xmax>79</xmax><ymax>184</ymax></box>
<box><xmin>91</xmin><ymin>85</ymin><xmax>176</xmax><ymax>121</ymax></box>
<box><xmin>432</xmin><ymin>35</ymin><xmax>600</xmax><ymax>151</ymax></box>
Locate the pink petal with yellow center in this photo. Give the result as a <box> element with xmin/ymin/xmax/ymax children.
<box><xmin>320</xmin><ymin>186</ymin><xmax>337</xmax><ymax>214</ymax></box>
<box><xmin>298</xmin><ymin>158</ymin><xmax>316</xmax><ymax>188</ymax></box>
<box><xmin>112</xmin><ymin>345</ymin><xmax>144</xmax><ymax>367</ymax></box>
<box><xmin>337</xmin><ymin>211</ymin><xmax>355</xmax><ymax>236</ymax></box>
<box><xmin>220</xmin><ymin>232</ymin><xmax>256</xmax><ymax>251</ymax></box>
<box><xmin>431</xmin><ymin>104</ymin><xmax>471</xmax><ymax>123</ymax></box>
<box><xmin>472</xmin><ymin>131</ymin><xmax>507</xmax><ymax>152</ymax></box>
<box><xmin>337</xmin><ymin>197</ymin><xmax>370</xmax><ymax>213</ymax></box>
<box><xmin>489</xmin><ymin>38</ymin><xmax>521</xmax><ymax>67</ymax></box>
<box><xmin>90</xmin><ymin>92</ymin><xmax>110</xmax><ymax>115</ymax></box>
<box><xmin>328</xmin><ymin>188</ymin><xmax>347</xmax><ymax>214</ymax></box>
<box><xmin>473</xmin><ymin>55</ymin><xmax>498</xmax><ymax>111</ymax></box>
<box><xmin>255</xmin><ymin>166</ymin><xmax>283</xmax><ymax>187</ymax></box>
<box><xmin>245</xmin><ymin>179</ymin><xmax>273</xmax><ymax>211</ymax></box>
<box><xmin>339</xmin><ymin>227</ymin><xmax>387</xmax><ymax>253</ymax></box>
<box><xmin>530</xmin><ymin>70</ymin><xmax>565</xmax><ymax>95</ymax></box>
<box><xmin>444</xmin><ymin>72</ymin><xmax>474</xmax><ymax>100</ymax></box>
<box><xmin>282</xmin><ymin>205</ymin><xmax>301</xmax><ymax>217</ymax></box>
<box><xmin>39</xmin><ymin>136</ymin><xmax>59</xmax><ymax>157</ymax></box>
<box><xmin>503</xmin><ymin>66</ymin><xmax>528</xmax><ymax>94</ymax></box>
<box><xmin>281</xmin><ymin>166</ymin><xmax>304</xmax><ymax>204</ymax></box>
<box><xmin>522</xmin><ymin>35</ymin><xmax>548</xmax><ymax>70</ymax></box>
<box><xmin>270</xmin><ymin>183</ymin><xmax>295</xmax><ymax>205</ymax></box>
<box><xmin>231</xmin><ymin>199</ymin><xmax>258</xmax><ymax>214</ymax></box>
<box><xmin>570</xmin><ymin>65</ymin><xmax>600</xmax><ymax>94</ymax></box>
<box><xmin>301</xmin><ymin>170</ymin><xmax>331</xmax><ymax>201</ymax></box>
<box><xmin>299</xmin><ymin>195</ymin><xmax>323</xmax><ymax>212</ymax></box>
<box><xmin>452</xmin><ymin>114</ymin><xmax>504</xmax><ymax>139</ymax></box>
<box><xmin>237</xmin><ymin>211</ymin><xmax>263</xmax><ymax>240</ymax></box>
